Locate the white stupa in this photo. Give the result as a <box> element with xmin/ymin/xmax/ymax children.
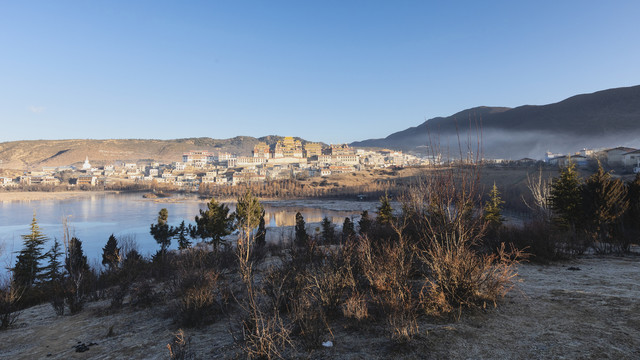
<box><xmin>82</xmin><ymin>156</ymin><xmax>91</xmax><ymax>171</ymax></box>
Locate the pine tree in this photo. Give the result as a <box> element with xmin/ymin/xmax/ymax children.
<box><xmin>342</xmin><ymin>217</ymin><xmax>355</xmax><ymax>242</ymax></box>
<box><xmin>13</xmin><ymin>213</ymin><xmax>48</xmax><ymax>289</ymax></box>
<box><xmin>175</xmin><ymin>221</ymin><xmax>192</xmax><ymax>250</ymax></box>
<box><xmin>626</xmin><ymin>174</ymin><xmax>640</xmax><ymax>233</ymax></box>
<box><xmin>235</xmin><ymin>191</ymin><xmax>263</xmax><ymax>233</ymax></box>
<box><xmin>43</xmin><ymin>238</ymin><xmax>65</xmax><ymax>315</ymax></box>
<box><xmin>549</xmin><ymin>161</ymin><xmax>583</xmax><ymax>230</ymax></box>
<box><xmin>65</xmin><ymin>237</ymin><xmax>88</xmax><ymax>314</ymax></box>
<box><xmin>358</xmin><ymin>210</ymin><xmax>371</xmax><ymax>236</ymax></box>
<box><xmin>294</xmin><ymin>212</ymin><xmax>309</xmax><ymax>246</ymax></box>
<box><xmin>102</xmin><ymin>234</ymin><xmax>120</xmax><ymax>271</ymax></box>
<box><xmin>376</xmin><ymin>194</ymin><xmax>394</xmax><ymax>225</ymax></box>
<box><xmin>190</xmin><ymin>198</ymin><xmax>234</xmax><ymax>249</ymax></box>
<box><xmin>65</xmin><ymin>237</ymin><xmax>88</xmax><ymax>279</ymax></box>
<box><xmin>321</xmin><ymin>217</ymin><xmax>335</xmax><ymax>244</ymax></box>
<box><xmin>582</xmin><ymin>163</ymin><xmax>629</xmax><ymax>251</ymax></box>
<box><xmin>150</xmin><ymin>208</ymin><xmax>175</xmax><ymax>253</ymax></box>
<box><xmin>256</xmin><ymin>211</ymin><xmax>267</xmax><ymax>248</ymax></box>
<box><xmin>484</xmin><ymin>182</ymin><xmax>505</xmax><ymax>226</ymax></box>
<box><xmin>42</xmin><ymin>238</ymin><xmax>63</xmax><ymax>286</ymax></box>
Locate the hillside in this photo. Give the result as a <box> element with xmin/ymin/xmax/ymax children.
<box><xmin>0</xmin><ymin>136</ymin><xmax>315</xmax><ymax>171</ymax></box>
<box><xmin>352</xmin><ymin>85</ymin><xmax>640</xmax><ymax>159</ymax></box>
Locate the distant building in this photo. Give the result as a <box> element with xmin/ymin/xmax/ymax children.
<box><xmin>623</xmin><ymin>149</ymin><xmax>640</xmax><ymax>168</ymax></box>
<box><xmin>274</xmin><ymin>137</ymin><xmax>303</xmax><ymax>158</ymax></box>
<box><xmin>252</xmin><ymin>142</ymin><xmax>271</xmax><ymax>159</ymax></box>
<box><xmin>328</xmin><ymin>144</ymin><xmax>353</xmax><ymax>156</ymax></box>
<box><xmin>0</xmin><ymin>177</ymin><xmax>16</xmax><ymax>187</ymax></box>
<box><xmin>237</xmin><ymin>156</ymin><xmax>267</xmax><ymax>167</ymax></box>
<box><xmin>77</xmin><ymin>175</ymin><xmax>97</xmax><ymax>187</ymax></box>
<box><xmin>82</xmin><ymin>156</ymin><xmax>91</xmax><ymax>171</ymax></box>
<box><xmin>182</xmin><ymin>150</ymin><xmax>211</xmax><ymax>168</ymax></box>
<box><xmin>605</xmin><ymin>147</ymin><xmax>637</xmax><ymax>166</ymax></box>
<box><xmin>549</xmin><ymin>155</ymin><xmax>588</xmax><ymax>167</ymax></box>
<box><xmin>304</xmin><ymin>142</ymin><xmax>323</xmax><ymax>158</ymax></box>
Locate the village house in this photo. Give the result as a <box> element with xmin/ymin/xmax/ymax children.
<box><xmin>0</xmin><ymin>177</ymin><xmax>16</xmax><ymax>187</ymax></box>
<box><xmin>252</xmin><ymin>142</ymin><xmax>271</xmax><ymax>159</ymax></box>
<box><xmin>622</xmin><ymin>149</ymin><xmax>640</xmax><ymax>169</ymax></box>
<box><xmin>605</xmin><ymin>147</ymin><xmax>637</xmax><ymax>166</ymax></box>
<box><xmin>183</xmin><ymin>150</ymin><xmax>211</xmax><ymax>168</ymax></box>
<box><xmin>77</xmin><ymin>175</ymin><xmax>97</xmax><ymax>187</ymax></box>
<box><xmin>174</xmin><ymin>162</ymin><xmax>186</xmax><ymax>171</ymax></box>
<box><xmin>334</xmin><ymin>154</ymin><xmax>359</xmax><ymax>166</ymax></box>
<box><xmin>237</xmin><ymin>156</ymin><xmax>267</xmax><ymax>167</ymax></box>
<box><xmin>548</xmin><ymin>155</ymin><xmax>589</xmax><ymax>167</ymax></box>
<box><xmin>329</xmin><ymin>165</ymin><xmax>355</xmax><ymax>174</ymax></box>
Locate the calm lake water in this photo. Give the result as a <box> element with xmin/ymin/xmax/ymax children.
<box><xmin>0</xmin><ymin>192</ymin><xmax>379</xmax><ymax>269</ymax></box>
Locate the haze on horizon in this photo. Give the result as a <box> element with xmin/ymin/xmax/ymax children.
<box><xmin>1</xmin><ymin>1</ymin><xmax>639</xmax><ymax>144</ymax></box>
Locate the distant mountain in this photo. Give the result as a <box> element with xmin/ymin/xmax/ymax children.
<box><xmin>352</xmin><ymin>85</ymin><xmax>640</xmax><ymax>159</ymax></box>
<box><xmin>0</xmin><ymin>136</ymin><xmax>319</xmax><ymax>171</ymax></box>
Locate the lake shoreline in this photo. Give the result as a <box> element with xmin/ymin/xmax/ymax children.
<box><xmin>0</xmin><ymin>190</ymin><xmax>128</xmax><ymax>202</ymax></box>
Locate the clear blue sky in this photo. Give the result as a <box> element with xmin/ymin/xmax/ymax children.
<box><xmin>1</xmin><ymin>1</ymin><xmax>639</xmax><ymax>144</ymax></box>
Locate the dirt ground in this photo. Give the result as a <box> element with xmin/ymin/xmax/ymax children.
<box><xmin>1</xmin><ymin>256</ymin><xmax>639</xmax><ymax>360</ymax></box>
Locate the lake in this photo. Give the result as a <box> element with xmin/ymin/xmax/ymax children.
<box><xmin>0</xmin><ymin>192</ymin><xmax>379</xmax><ymax>268</ymax></box>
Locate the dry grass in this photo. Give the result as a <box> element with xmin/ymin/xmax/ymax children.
<box><xmin>342</xmin><ymin>291</ymin><xmax>368</xmax><ymax>321</ymax></box>
<box><xmin>167</xmin><ymin>329</ymin><xmax>195</xmax><ymax>360</ymax></box>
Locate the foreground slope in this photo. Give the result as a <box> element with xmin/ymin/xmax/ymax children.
<box><xmin>2</xmin><ymin>256</ymin><xmax>638</xmax><ymax>359</ymax></box>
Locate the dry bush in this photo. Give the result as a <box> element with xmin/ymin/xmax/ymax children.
<box><xmin>493</xmin><ymin>220</ymin><xmax>563</xmax><ymax>263</ymax></box>
<box><xmin>237</xmin><ymin>222</ymin><xmax>294</xmax><ymax>359</ymax></box>
<box><xmin>263</xmin><ymin>267</ymin><xmax>302</xmax><ymax>314</ymax></box>
<box><xmin>357</xmin><ymin>233</ymin><xmax>420</xmax><ymax>340</ymax></box>
<box><xmin>109</xmin><ymin>281</ymin><xmax>129</xmax><ymax>309</ymax></box>
<box><xmin>167</xmin><ymin>329</ymin><xmax>195</xmax><ymax>360</ymax></box>
<box><xmin>420</xmin><ymin>240</ymin><xmax>522</xmax><ymax>315</ymax></box>
<box><xmin>241</xmin><ymin>311</ymin><xmax>293</xmax><ymax>360</ymax></box>
<box><xmin>342</xmin><ymin>291</ymin><xmax>368</xmax><ymax>321</ymax></box>
<box><xmin>263</xmin><ymin>241</ymin><xmax>324</xmax><ymax>314</ymax></box>
<box><xmin>130</xmin><ymin>281</ymin><xmax>156</xmax><ymax>308</ymax></box>
<box><xmin>380</xmin><ymin>283</ymin><xmax>419</xmax><ymax>342</ymax></box>
<box><xmin>358</xmin><ymin>235</ymin><xmax>413</xmax><ymax>294</ymax></box>
<box><xmin>400</xmin><ymin>159</ymin><xmax>522</xmax><ymax>316</ymax></box>
<box><xmin>50</xmin><ymin>282</ymin><xmax>65</xmax><ymax>316</ymax></box>
<box><xmin>304</xmin><ymin>252</ymin><xmax>352</xmax><ymax>318</ymax></box>
<box><xmin>289</xmin><ymin>291</ymin><xmax>327</xmax><ymax>348</ymax></box>
<box><xmin>175</xmin><ymin>269</ymin><xmax>225</xmax><ymax>327</ymax></box>
<box><xmin>0</xmin><ymin>280</ymin><xmax>22</xmax><ymax>330</ymax></box>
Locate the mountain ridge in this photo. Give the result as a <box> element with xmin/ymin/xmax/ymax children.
<box><xmin>351</xmin><ymin>85</ymin><xmax>640</xmax><ymax>159</ymax></box>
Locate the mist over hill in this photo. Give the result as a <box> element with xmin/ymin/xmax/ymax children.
<box><xmin>352</xmin><ymin>85</ymin><xmax>640</xmax><ymax>159</ymax></box>
<box><xmin>0</xmin><ymin>136</ymin><xmax>316</xmax><ymax>171</ymax></box>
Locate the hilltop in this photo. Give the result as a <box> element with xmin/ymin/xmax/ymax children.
<box><xmin>352</xmin><ymin>85</ymin><xmax>640</xmax><ymax>159</ymax></box>
<box><xmin>0</xmin><ymin>136</ymin><xmax>317</xmax><ymax>171</ymax></box>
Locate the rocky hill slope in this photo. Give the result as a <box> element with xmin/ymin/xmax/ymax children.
<box><xmin>0</xmin><ymin>136</ymin><xmax>312</xmax><ymax>170</ymax></box>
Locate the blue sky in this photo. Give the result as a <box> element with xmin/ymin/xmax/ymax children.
<box><xmin>1</xmin><ymin>1</ymin><xmax>639</xmax><ymax>144</ymax></box>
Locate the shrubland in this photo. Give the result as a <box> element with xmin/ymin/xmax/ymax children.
<box><xmin>2</xmin><ymin>159</ymin><xmax>639</xmax><ymax>359</ymax></box>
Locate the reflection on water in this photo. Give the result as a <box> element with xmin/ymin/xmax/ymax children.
<box><xmin>0</xmin><ymin>193</ymin><xmax>379</xmax><ymax>266</ymax></box>
<box><xmin>264</xmin><ymin>207</ymin><xmax>357</xmax><ymax>227</ymax></box>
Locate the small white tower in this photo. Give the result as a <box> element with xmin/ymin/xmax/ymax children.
<box><xmin>82</xmin><ymin>156</ymin><xmax>91</xmax><ymax>171</ymax></box>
